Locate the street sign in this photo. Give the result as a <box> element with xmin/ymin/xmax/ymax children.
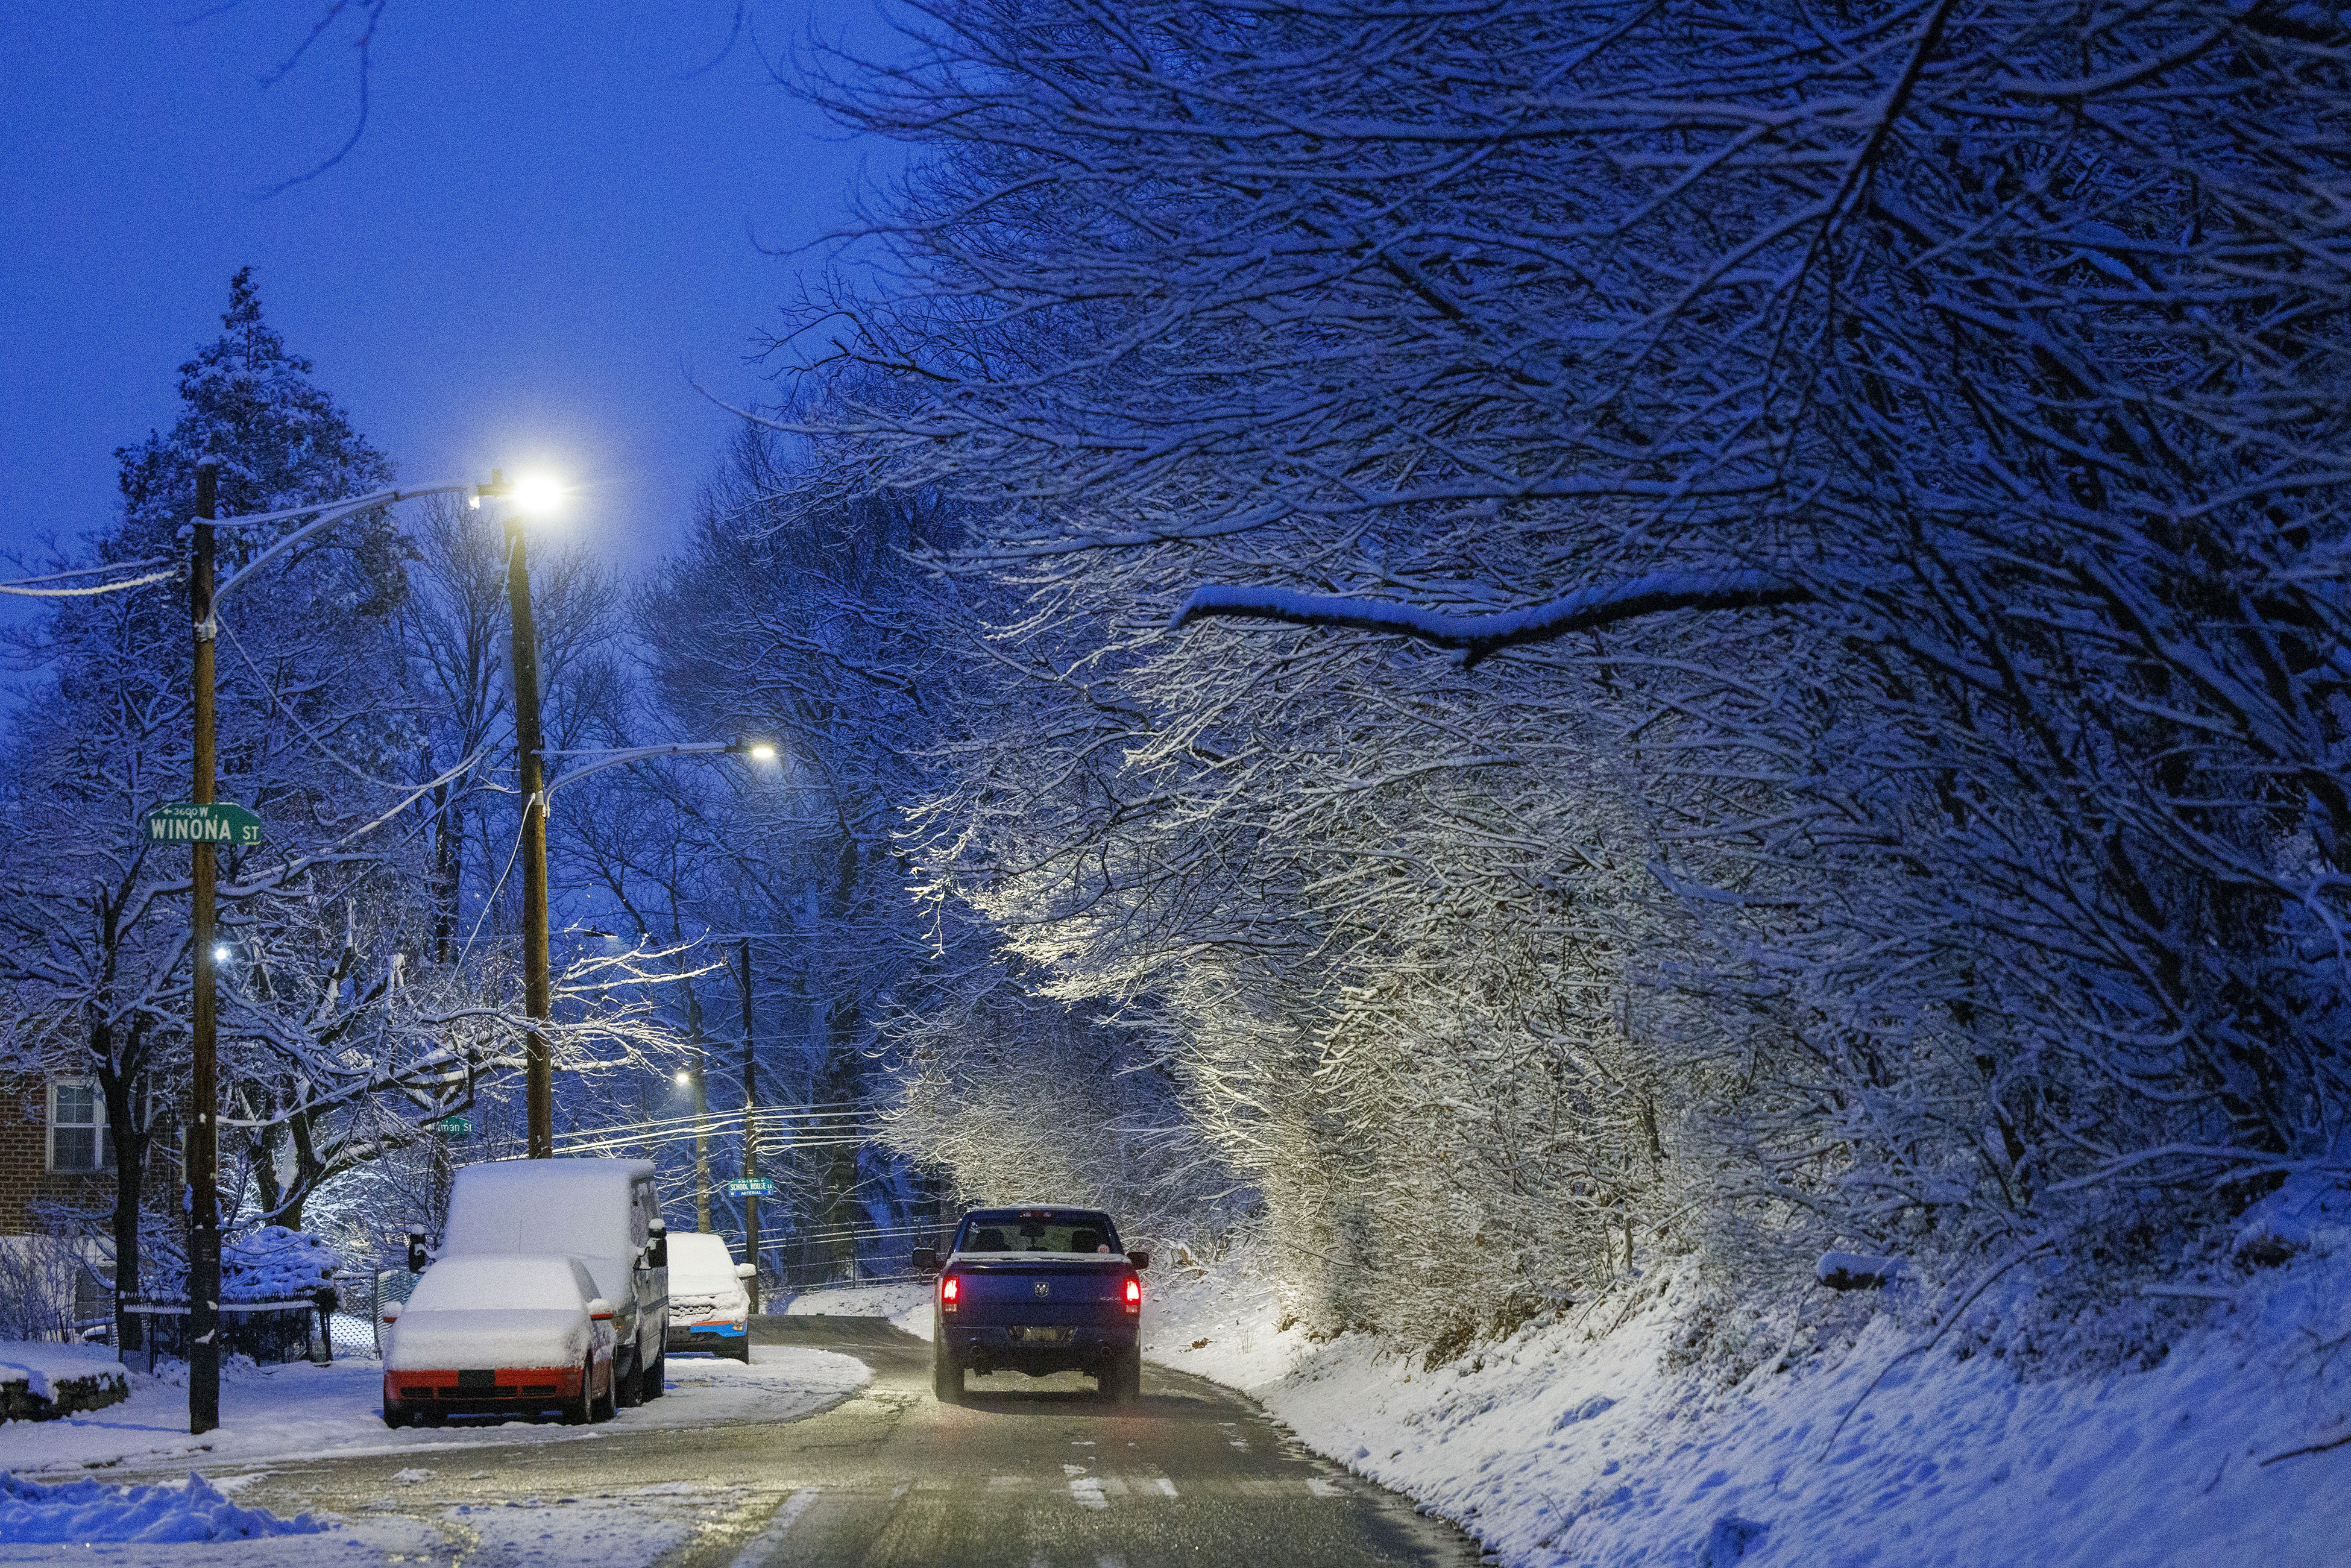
<box><xmin>145</xmin><ymin>801</ymin><xmax>263</xmax><ymax>846</ymax></box>
<box><xmin>724</xmin><ymin>1177</ymin><xmax>776</xmax><ymax>1198</ymax></box>
<box><xmin>432</xmin><ymin>1116</ymin><xmax>472</xmax><ymax>1139</ymax></box>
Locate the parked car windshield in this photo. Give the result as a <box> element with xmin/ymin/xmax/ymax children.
<box><xmin>955</xmin><ymin>1211</ymin><xmax>1121</xmax><ymax>1255</ymax></box>
<box><xmin>667</xmin><ymin>1232</ymin><xmax>742</xmax><ymax>1292</ymax></box>
<box><xmin>408</xmin><ymin>1256</ymin><xmax>587</xmax><ymax>1314</ymax></box>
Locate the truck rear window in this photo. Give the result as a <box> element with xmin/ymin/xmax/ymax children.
<box><xmin>958</xmin><ymin>1214</ymin><xmax>1119</xmax><ymax>1255</ymax></box>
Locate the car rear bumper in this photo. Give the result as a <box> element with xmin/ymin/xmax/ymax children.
<box><xmin>383</xmin><ymin>1364</ymin><xmax>585</xmax><ymax>1412</ymax></box>
<box><xmin>944</xmin><ymin>1322</ymin><xmax>1138</xmax><ymax>1374</ymax></box>
<box><xmin>667</xmin><ymin>1319</ymin><xmax>748</xmax><ymax>1352</ymax></box>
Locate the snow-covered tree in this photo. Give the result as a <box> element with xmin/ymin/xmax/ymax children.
<box><xmin>0</xmin><ymin>272</ymin><xmax>675</xmax><ymax>1335</ymax></box>
<box><xmin>768</xmin><ymin>0</ymin><xmax>2351</xmax><ymax>1341</ymax></box>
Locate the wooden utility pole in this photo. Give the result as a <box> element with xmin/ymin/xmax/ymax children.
<box><xmin>502</xmin><ymin>497</ymin><xmax>553</xmax><ymax>1159</ymax></box>
<box><xmin>687</xmin><ymin>980</ymin><xmax>710</xmax><ymax>1232</ymax></box>
<box><xmin>188</xmin><ymin>462</ymin><xmax>221</xmax><ymax>1435</ymax></box>
<box><xmin>738</xmin><ymin>937</ymin><xmax>759</xmax><ymax>1314</ymax></box>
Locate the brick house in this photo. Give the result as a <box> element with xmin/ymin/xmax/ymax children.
<box><xmin>0</xmin><ymin>1073</ymin><xmax>122</xmax><ymax>1336</ymax></box>
<box><xmin>0</xmin><ymin>1073</ymin><xmax>116</xmax><ymax>1236</ymax></box>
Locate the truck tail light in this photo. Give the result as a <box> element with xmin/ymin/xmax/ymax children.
<box><xmin>942</xmin><ymin>1275</ymin><xmax>959</xmax><ymax>1312</ymax></box>
<box><xmin>1124</xmin><ymin>1276</ymin><xmax>1141</xmax><ymax>1312</ymax></box>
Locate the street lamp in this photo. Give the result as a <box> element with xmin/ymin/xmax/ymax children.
<box><xmin>535</xmin><ymin>737</ymin><xmax>777</xmax><ymax>1218</ymax></box>
<box><xmin>471</xmin><ymin>468</ymin><xmax>565</xmax><ymax>1159</ymax></box>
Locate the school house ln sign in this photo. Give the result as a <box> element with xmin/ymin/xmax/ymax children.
<box><xmin>144</xmin><ymin>801</ymin><xmax>264</xmax><ymax>846</ymax></box>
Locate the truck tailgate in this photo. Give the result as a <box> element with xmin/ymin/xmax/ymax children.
<box><xmin>951</xmin><ymin>1259</ymin><xmax>1131</xmax><ymax>1325</ymax></box>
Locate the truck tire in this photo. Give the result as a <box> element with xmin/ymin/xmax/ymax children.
<box><xmin>614</xmin><ymin>1346</ymin><xmax>644</xmax><ymax>1409</ymax></box>
<box><xmin>643</xmin><ymin>1347</ymin><xmax>667</xmax><ymax>1399</ymax></box>
<box><xmin>933</xmin><ymin>1344</ymin><xmax>964</xmax><ymax>1404</ymax></box>
<box><xmin>1104</xmin><ymin>1347</ymin><xmax>1142</xmax><ymax>1405</ymax></box>
<box><xmin>593</xmin><ymin>1355</ymin><xmax>617</xmax><ymax>1421</ymax></box>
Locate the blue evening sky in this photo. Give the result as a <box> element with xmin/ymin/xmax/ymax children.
<box><xmin>0</xmin><ymin>2</ymin><xmax>877</xmax><ymax>578</ymax></box>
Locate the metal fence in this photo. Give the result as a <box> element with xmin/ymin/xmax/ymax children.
<box><xmin>107</xmin><ymin>1271</ymin><xmax>396</xmax><ymax>1370</ymax></box>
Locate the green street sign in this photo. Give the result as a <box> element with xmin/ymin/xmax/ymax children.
<box><xmin>724</xmin><ymin>1177</ymin><xmax>776</xmax><ymax>1198</ymax></box>
<box><xmin>432</xmin><ymin>1116</ymin><xmax>472</xmax><ymax>1139</ymax></box>
<box><xmin>145</xmin><ymin>801</ymin><xmax>263</xmax><ymax>846</ymax></box>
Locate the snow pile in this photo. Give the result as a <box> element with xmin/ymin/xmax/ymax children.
<box><xmin>222</xmin><ymin>1226</ymin><xmax>339</xmax><ymax>1303</ymax></box>
<box><xmin>0</xmin><ymin>1470</ymin><xmax>323</xmax><ymax>1543</ymax></box>
<box><xmin>0</xmin><ymin>1341</ymin><xmax>126</xmax><ymax>1403</ymax></box>
<box><xmin>1142</xmin><ymin>1237</ymin><xmax>2351</xmax><ymax>1568</ymax></box>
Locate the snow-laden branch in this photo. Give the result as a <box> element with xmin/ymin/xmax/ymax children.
<box><xmin>1169</xmin><ymin>570</ymin><xmax>1811</xmax><ymax>664</ymax></box>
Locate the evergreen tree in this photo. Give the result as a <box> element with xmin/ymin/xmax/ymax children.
<box><xmin>0</xmin><ymin>271</ymin><xmax>432</xmax><ymax>1347</ymax></box>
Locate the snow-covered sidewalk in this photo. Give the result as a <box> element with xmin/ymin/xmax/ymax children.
<box><xmin>0</xmin><ymin>1344</ymin><xmax>867</xmax><ymax>1481</ymax></box>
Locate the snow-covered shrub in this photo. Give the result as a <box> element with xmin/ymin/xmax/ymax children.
<box><xmin>219</xmin><ymin>1227</ymin><xmax>338</xmax><ymax>1304</ymax></box>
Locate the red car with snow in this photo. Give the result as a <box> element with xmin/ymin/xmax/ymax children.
<box><xmin>379</xmin><ymin>1255</ymin><xmax>620</xmax><ymax>1426</ymax></box>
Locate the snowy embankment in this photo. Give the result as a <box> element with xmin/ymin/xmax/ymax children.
<box><xmin>0</xmin><ymin>1344</ymin><xmax>129</xmax><ymax>1422</ymax></box>
<box><xmin>779</xmin><ymin>1279</ymin><xmax>931</xmax><ymax>1321</ymax></box>
<box><xmin>0</xmin><ymin>1344</ymin><xmax>867</xmax><ymax>1481</ymax></box>
<box><xmin>806</xmin><ymin>1227</ymin><xmax>2348</xmax><ymax>1567</ymax></box>
<box><xmin>1150</xmin><ymin>1255</ymin><xmax>2347</xmax><ymax>1568</ymax></box>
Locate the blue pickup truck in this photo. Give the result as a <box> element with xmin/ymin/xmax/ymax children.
<box><xmin>912</xmin><ymin>1206</ymin><xmax>1148</xmax><ymax>1404</ymax></box>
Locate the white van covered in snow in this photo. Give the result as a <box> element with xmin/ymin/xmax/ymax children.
<box><xmin>438</xmin><ymin>1158</ymin><xmax>672</xmax><ymax>1405</ymax></box>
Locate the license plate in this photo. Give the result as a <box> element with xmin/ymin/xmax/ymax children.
<box><xmin>1010</xmin><ymin>1326</ymin><xmax>1071</xmax><ymax>1344</ymax></box>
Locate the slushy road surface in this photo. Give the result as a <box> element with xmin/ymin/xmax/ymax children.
<box><xmin>219</xmin><ymin>1314</ymin><xmax>1485</xmax><ymax>1567</ymax></box>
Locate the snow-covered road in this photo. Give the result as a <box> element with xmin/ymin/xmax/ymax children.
<box><xmin>0</xmin><ymin>1343</ymin><xmax>867</xmax><ymax>1482</ymax></box>
<box><xmin>0</xmin><ymin>1315</ymin><xmax>1478</xmax><ymax>1568</ymax></box>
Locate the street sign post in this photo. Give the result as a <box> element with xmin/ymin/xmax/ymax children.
<box><xmin>145</xmin><ymin>801</ymin><xmax>263</xmax><ymax>845</ymax></box>
<box><xmin>723</xmin><ymin>1177</ymin><xmax>776</xmax><ymax>1199</ymax></box>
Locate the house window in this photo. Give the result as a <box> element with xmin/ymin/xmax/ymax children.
<box><xmin>47</xmin><ymin>1081</ymin><xmax>109</xmax><ymax>1174</ymax></box>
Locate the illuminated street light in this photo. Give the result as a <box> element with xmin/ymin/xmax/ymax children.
<box><xmin>747</xmin><ymin>742</ymin><xmax>776</xmax><ymax>761</ymax></box>
<box><xmin>212</xmin><ymin>944</ymin><xmax>231</xmax><ymax>962</ymax></box>
<box><xmin>467</xmin><ymin>467</ymin><xmax>565</xmax><ymax>514</ymax></box>
<box><xmin>511</xmin><ymin>473</ymin><xmax>564</xmax><ymax>515</ymax></box>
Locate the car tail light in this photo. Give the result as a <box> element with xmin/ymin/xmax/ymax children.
<box><xmin>942</xmin><ymin>1274</ymin><xmax>959</xmax><ymax>1312</ymax></box>
<box><xmin>1124</xmin><ymin>1276</ymin><xmax>1141</xmax><ymax>1312</ymax></box>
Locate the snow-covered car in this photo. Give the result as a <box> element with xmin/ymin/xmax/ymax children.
<box><xmin>664</xmin><ymin>1232</ymin><xmax>757</xmax><ymax>1362</ymax></box>
<box><xmin>379</xmin><ymin>1255</ymin><xmax>618</xmax><ymax>1427</ymax></box>
<box><xmin>436</xmin><ymin>1157</ymin><xmax>670</xmax><ymax>1406</ymax></box>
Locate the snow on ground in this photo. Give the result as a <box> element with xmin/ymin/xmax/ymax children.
<box><xmin>0</xmin><ymin>1475</ymin><xmax>746</xmax><ymax>1567</ymax></box>
<box><xmin>0</xmin><ymin>1342</ymin><xmax>127</xmax><ymax>1403</ymax></box>
<box><xmin>778</xmin><ymin>1279</ymin><xmax>930</xmax><ymax>1322</ymax></box>
<box><xmin>800</xmin><ymin>1241</ymin><xmax>2350</xmax><ymax>1566</ymax></box>
<box><xmin>1144</xmin><ymin>1243</ymin><xmax>2351</xmax><ymax>1568</ymax></box>
<box><xmin>0</xmin><ymin>1470</ymin><xmax>323</xmax><ymax>1544</ymax></box>
<box><xmin>0</xmin><ymin>1343</ymin><xmax>867</xmax><ymax>1482</ymax></box>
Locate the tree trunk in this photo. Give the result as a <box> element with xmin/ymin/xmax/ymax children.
<box><xmin>98</xmin><ymin>1034</ymin><xmax>145</xmax><ymax>1361</ymax></box>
